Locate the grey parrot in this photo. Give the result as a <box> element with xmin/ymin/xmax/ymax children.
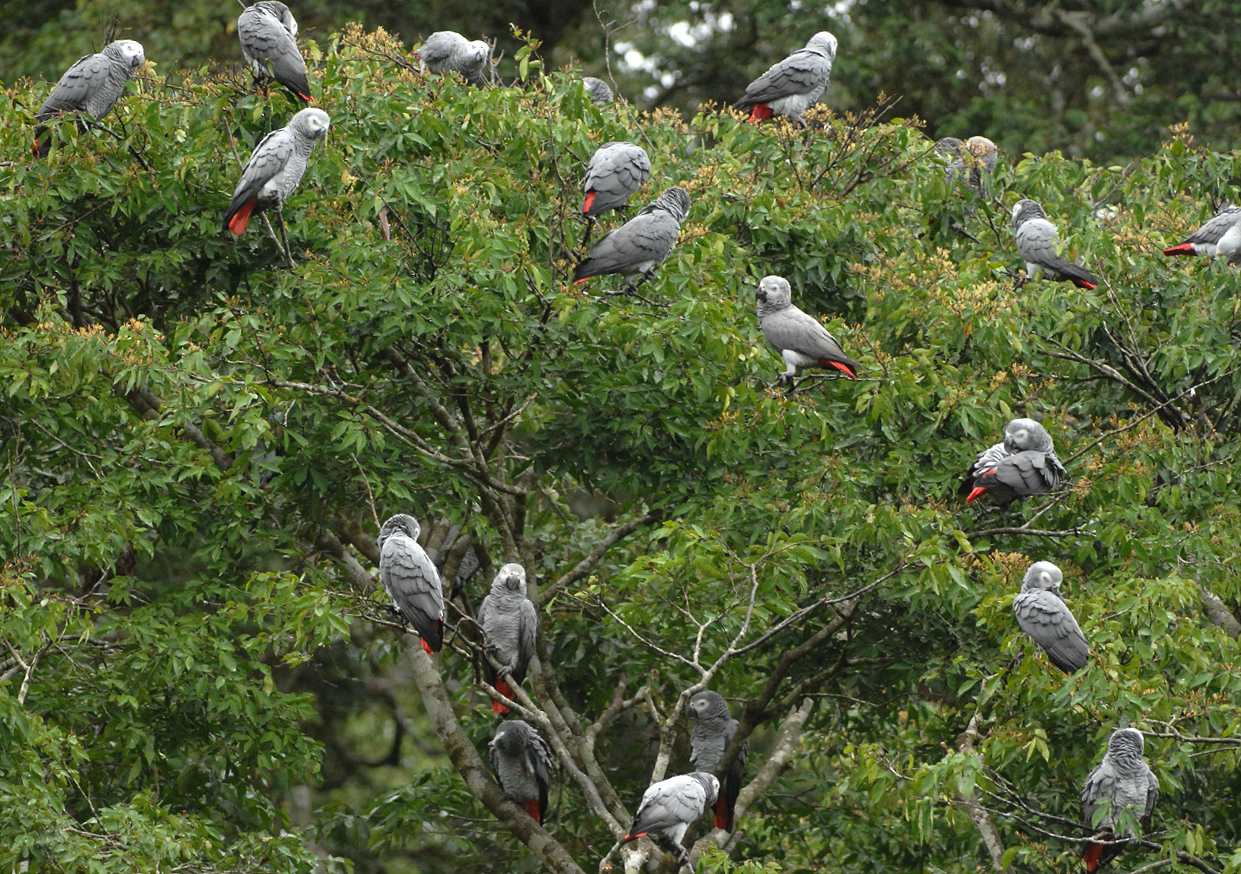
<box><xmin>936</xmin><ymin>136</ymin><xmax>998</xmax><ymax>191</ymax></box>
<box><xmin>1011</xmin><ymin>199</ymin><xmax>1099</xmax><ymax>289</ymax></box>
<box><xmin>583</xmin><ymin>76</ymin><xmax>614</xmax><ymax>105</ymax></box>
<box><xmin>963</xmin><ymin>417</ymin><xmax>1065</xmax><ymax>505</ymax></box>
<box><xmin>222</xmin><ymin>107</ymin><xmax>329</xmax><ymax>237</ymax></box>
<box><xmin>33</xmin><ymin>40</ymin><xmax>146</xmax><ymax>158</ymax></box>
<box><xmin>573</xmin><ymin>186</ymin><xmax>690</xmax><ymax>289</ymax></box>
<box><xmin>1163</xmin><ymin>204</ymin><xmax>1241</xmax><ymax>261</ymax></box>
<box><xmin>756</xmin><ymin>275</ymin><xmax>858</xmax><ymax>385</ymax></box>
<box><xmin>1081</xmin><ymin>728</ymin><xmax>1158</xmax><ymax>872</ymax></box>
<box><xmin>416</xmin><ymin>31</ymin><xmax>491</xmax><ymax>85</ymax></box>
<box><xmin>377</xmin><ymin>513</ymin><xmax>445</xmax><ymax>654</ymax></box>
<box><xmin>238</xmin><ymin>1</ymin><xmax>312</xmax><ymax>103</ymax></box>
<box><xmin>489</xmin><ymin>719</ymin><xmax>554</xmax><ymax>824</ymax></box>
<box><xmin>622</xmin><ymin>772</ymin><xmax>720</xmax><ymax>865</ymax></box>
<box><xmin>582</xmin><ymin>141</ymin><xmax>651</xmax><ymax>219</ymax></box>
<box><xmin>1013</xmin><ymin>560</ymin><xmax>1089</xmax><ymax>673</ymax></box>
<box><xmin>688</xmin><ymin>691</ymin><xmax>747</xmax><ymax>832</ymax></box>
<box><xmin>477</xmin><ymin>562</ymin><xmax>538</xmax><ymax>715</ymax></box>
<box><xmin>734</xmin><ymin>32</ymin><xmax>837</xmax><ymax>125</ymax></box>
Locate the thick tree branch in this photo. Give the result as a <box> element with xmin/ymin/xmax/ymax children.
<box><xmin>955</xmin><ymin>713</ymin><xmax>1007</xmax><ymax>872</ymax></box>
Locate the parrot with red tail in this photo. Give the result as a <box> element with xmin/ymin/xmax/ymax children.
<box><xmin>622</xmin><ymin>772</ymin><xmax>719</xmax><ymax>868</ymax></box>
<box><xmin>238</xmin><ymin>2</ymin><xmax>313</xmax><ymax>103</ymax></box>
<box><xmin>756</xmin><ymin>275</ymin><xmax>859</xmax><ymax>389</ymax></box>
<box><xmin>734</xmin><ymin>32</ymin><xmax>836</xmax><ymax>126</ymax></box>
<box><xmin>688</xmin><ymin>691</ymin><xmax>747</xmax><ymax>832</ymax></box>
<box><xmin>1081</xmin><ymin>728</ymin><xmax>1158</xmax><ymax>872</ymax></box>
<box><xmin>377</xmin><ymin>514</ymin><xmax>445</xmax><ymax>654</ymax></box>
<box><xmin>1012</xmin><ymin>199</ymin><xmax>1099</xmax><ymax>289</ymax></box>
<box><xmin>222</xmin><ymin>107</ymin><xmax>328</xmax><ymax>237</ymax></box>
<box><xmin>490</xmin><ymin>719</ymin><xmax>554</xmax><ymax>824</ymax></box>
<box><xmin>962</xmin><ymin>417</ymin><xmax>1065</xmax><ymax>507</ymax></box>
<box><xmin>1162</xmin><ymin>204</ymin><xmax>1241</xmax><ymax>261</ymax></box>
<box><xmin>478</xmin><ymin>563</ymin><xmax>538</xmax><ymax>715</ymax></box>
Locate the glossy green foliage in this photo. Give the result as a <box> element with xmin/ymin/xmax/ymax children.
<box><xmin>2</xmin><ymin>26</ymin><xmax>1241</xmax><ymax>874</ymax></box>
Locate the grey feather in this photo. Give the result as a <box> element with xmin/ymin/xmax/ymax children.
<box><xmin>34</xmin><ymin>40</ymin><xmax>145</xmax><ymax>157</ymax></box>
<box><xmin>376</xmin><ymin>513</ymin><xmax>445</xmax><ymax>652</ymax></box>
<box><xmin>478</xmin><ymin>562</ymin><xmax>538</xmax><ymax>684</ymax></box>
<box><xmin>583</xmin><ymin>76</ymin><xmax>614</xmax><ymax>104</ymax></box>
<box><xmin>573</xmin><ymin>187</ymin><xmax>690</xmax><ymax>282</ymax></box>
<box><xmin>238</xmin><ymin>2</ymin><xmax>311</xmax><ymax>101</ymax></box>
<box><xmin>1165</xmin><ymin>205</ymin><xmax>1241</xmax><ymax>258</ymax></box>
<box><xmin>963</xmin><ymin>417</ymin><xmax>1061</xmax><ymax>501</ymax></box>
<box><xmin>223</xmin><ymin>107</ymin><xmax>329</xmax><ymax>232</ymax></box>
<box><xmin>688</xmin><ymin>691</ymin><xmax>747</xmax><ymax>831</ymax></box>
<box><xmin>1082</xmin><ymin>729</ymin><xmax>1158</xmax><ymax>869</ymax></box>
<box><xmin>624</xmin><ymin>772</ymin><xmax>720</xmax><ymax>847</ymax></box>
<box><xmin>756</xmin><ymin>275</ymin><xmax>858</xmax><ymax>381</ymax></box>
<box><xmin>417</xmin><ymin>31</ymin><xmax>491</xmax><ymax>84</ymax></box>
<box><xmin>1012</xmin><ymin>199</ymin><xmax>1099</xmax><ymax>287</ymax></box>
<box><xmin>489</xmin><ymin>719</ymin><xmax>553</xmax><ymax>822</ymax></box>
<box><xmin>1013</xmin><ymin>561</ymin><xmax>1089</xmax><ymax>673</ymax></box>
<box><xmin>582</xmin><ymin>142</ymin><xmax>651</xmax><ymax>218</ymax></box>
<box><xmin>734</xmin><ymin>32</ymin><xmax>837</xmax><ymax>123</ymax></box>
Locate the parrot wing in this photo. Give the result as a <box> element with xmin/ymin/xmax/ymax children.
<box><xmin>1013</xmin><ymin>590</ymin><xmax>1089</xmax><ymax>673</ymax></box>
<box><xmin>761</xmin><ymin>306</ymin><xmax>858</xmax><ymax>376</ymax></box>
<box><xmin>223</xmin><ymin>127</ymin><xmax>294</xmax><ymax>229</ymax></box>
<box><xmin>735</xmin><ymin>49</ymin><xmax>830</xmax><ymax>108</ymax></box>
<box><xmin>379</xmin><ymin>534</ymin><xmax>444</xmax><ymax>652</ymax></box>
<box><xmin>573</xmin><ymin>211</ymin><xmax>680</xmax><ymax>279</ymax></box>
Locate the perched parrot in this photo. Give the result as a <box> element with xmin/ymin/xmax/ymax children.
<box><xmin>478</xmin><ymin>562</ymin><xmax>538</xmax><ymax>715</ymax></box>
<box><xmin>582</xmin><ymin>142</ymin><xmax>651</xmax><ymax>219</ymax></box>
<box><xmin>222</xmin><ymin>107</ymin><xmax>329</xmax><ymax>237</ymax></box>
<box><xmin>1013</xmin><ymin>560</ymin><xmax>1089</xmax><ymax>673</ymax></box>
<box><xmin>936</xmin><ymin>136</ymin><xmax>998</xmax><ymax>192</ymax></box>
<box><xmin>33</xmin><ymin>40</ymin><xmax>146</xmax><ymax>158</ymax></box>
<box><xmin>1163</xmin><ymin>204</ymin><xmax>1241</xmax><ymax>261</ymax></box>
<box><xmin>376</xmin><ymin>513</ymin><xmax>445</xmax><ymax>654</ymax></box>
<box><xmin>963</xmin><ymin>417</ymin><xmax>1065</xmax><ymax>505</ymax></box>
<box><xmin>489</xmin><ymin>719</ymin><xmax>554</xmax><ymax>824</ymax></box>
<box><xmin>688</xmin><ymin>691</ymin><xmax>747</xmax><ymax>832</ymax></box>
<box><xmin>416</xmin><ymin>31</ymin><xmax>491</xmax><ymax>84</ymax></box>
<box><xmin>756</xmin><ymin>275</ymin><xmax>858</xmax><ymax>386</ymax></box>
<box><xmin>573</xmin><ymin>186</ymin><xmax>690</xmax><ymax>290</ymax></box>
<box><xmin>583</xmin><ymin>76</ymin><xmax>614</xmax><ymax>105</ymax></box>
<box><xmin>622</xmin><ymin>772</ymin><xmax>719</xmax><ymax>865</ymax></box>
<box><xmin>1082</xmin><ymin>728</ymin><xmax>1158</xmax><ymax>872</ymax></box>
<box><xmin>734</xmin><ymin>32</ymin><xmax>837</xmax><ymax>125</ymax></box>
<box><xmin>237</xmin><ymin>1</ymin><xmax>312</xmax><ymax>103</ymax></box>
<box><xmin>1012</xmin><ymin>199</ymin><xmax>1099</xmax><ymax>289</ymax></box>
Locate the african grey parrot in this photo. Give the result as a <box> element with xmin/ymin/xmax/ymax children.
<box><xmin>582</xmin><ymin>142</ymin><xmax>651</xmax><ymax>219</ymax></box>
<box><xmin>377</xmin><ymin>513</ymin><xmax>445</xmax><ymax>654</ymax></box>
<box><xmin>936</xmin><ymin>136</ymin><xmax>998</xmax><ymax>192</ymax></box>
<box><xmin>416</xmin><ymin>31</ymin><xmax>491</xmax><ymax>85</ymax></box>
<box><xmin>573</xmin><ymin>186</ymin><xmax>690</xmax><ymax>290</ymax></box>
<box><xmin>1012</xmin><ymin>199</ymin><xmax>1099</xmax><ymax>289</ymax></box>
<box><xmin>583</xmin><ymin>76</ymin><xmax>614</xmax><ymax>105</ymax></box>
<box><xmin>734</xmin><ymin>32</ymin><xmax>837</xmax><ymax>125</ymax></box>
<box><xmin>1013</xmin><ymin>560</ymin><xmax>1089</xmax><ymax>673</ymax></box>
<box><xmin>1081</xmin><ymin>728</ymin><xmax>1158</xmax><ymax>872</ymax></box>
<box><xmin>477</xmin><ymin>562</ymin><xmax>538</xmax><ymax>715</ymax></box>
<box><xmin>688</xmin><ymin>691</ymin><xmax>747</xmax><ymax>832</ymax></box>
<box><xmin>622</xmin><ymin>772</ymin><xmax>719</xmax><ymax>866</ymax></box>
<box><xmin>1163</xmin><ymin>204</ymin><xmax>1241</xmax><ymax>261</ymax></box>
<box><xmin>237</xmin><ymin>1</ymin><xmax>312</xmax><ymax>103</ymax></box>
<box><xmin>962</xmin><ymin>417</ymin><xmax>1066</xmax><ymax>505</ymax></box>
<box><xmin>222</xmin><ymin>107</ymin><xmax>329</xmax><ymax>237</ymax></box>
<box><xmin>33</xmin><ymin>40</ymin><xmax>146</xmax><ymax>158</ymax></box>
<box><xmin>756</xmin><ymin>275</ymin><xmax>858</xmax><ymax>386</ymax></box>
<box><xmin>489</xmin><ymin>719</ymin><xmax>554</xmax><ymax>824</ymax></box>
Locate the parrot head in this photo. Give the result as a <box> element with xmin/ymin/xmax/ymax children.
<box><xmin>649</xmin><ymin>186</ymin><xmax>691</xmax><ymax>222</ymax></box>
<box><xmin>378</xmin><ymin>513</ymin><xmax>420</xmax><ymax>549</ymax></box>
<box><xmin>465</xmin><ymin>39</ymin><xmax>491</xmax><ymax>65</ymax></box>
<box><xmin>105</xmin><ymin>40</ymin><xmax>146</xmax><ymax>71</ymax></box>
<box><xmin>1011</xmin><ymin>199</ymin><xmax>1046</xmax><ymax>231</ymax></box>
<box><xmin>806</xmin><ymin>31</ymin><xmax>838</xmax><ymax>61</ymax></box>
<box><xmin>1021</xmin><ymin>561</ymin><xmax>1063</xmax><ymax>594</ymax></box>
<box><xmin>491</xmin><ymin>719</ymin><xmax>534</xmax><ymax>755</ymax></box>
<box><xmin>756</xmin><ymin>275</ymin><xmax>792</xmax><ymax>313</ymax></box>
<box><xmin>691</xmin><ymin>772</ymin><xmax>721</xmax><ymax>806</ymax></box>
<box><xmin>290</xmin><ymin>108</ymin><xmax>331</xmax><ymax>141</ymax></box>
<box><xmin>493</xmin><ymin>562</ymin><xmax>527</xmax><ymax>596</ymax></box>
<box><xmin>688</xmin><ymin>690</ymin><xmax>730</xmax><ymax>722</ymax></box>
<box><xmin>1002</xmin><ymin>417</ymin><xmax>1052</xmax><ymax>453</ymax></box>
<box><xmin>1107</xmin><ymin>727</ymin><xmax>1145</xmax><ymax>759</ymax></box>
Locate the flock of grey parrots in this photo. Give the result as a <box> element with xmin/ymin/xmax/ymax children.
<box><xmin>32</xmin><ymin>6</ymin><xmax>1215</xmax><ymax>869</ymax></box>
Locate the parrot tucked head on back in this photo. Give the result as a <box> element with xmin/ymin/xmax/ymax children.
<box><xmin>755</xmin><ymin>275</ymin><xmax>792</xmax><ymax>316</ymax></box>
<box><xmin>688</xmin><ymin>690</ymin><xmax>731</xmax><ymax>723</ymax></box>
<box><xmin>1011</xmin><ymin>199</ymin><xmax>1047</xmax><ymax>231</ymax></box>
<box><xmin>290</xmin><ymin>107</ymin><xmax>330</xmax><ymax>140</ymax></box>
<box><xmin>965</xmin><ymin>136</ymin><xmax>997</xmax><ymax>165</ymax></box>
<box><xmin>806</xmin><ymin>31</ymin><xmax>838</xmax><ymax>60</ymax></box>
<box><xmin>104</xmin><ymin>40</ymin><xmax>146</xmax><ymax>71</ymax></box>
<box><xmin>1107</xmin><ymin>728</ymin><xmax>1145</xmax><ymax>761</ymax></box>
<box><xmin>256</xmin><ymin>1</ymin><xmax>298</xmax><ymax>35</ymax></box>
<box><xmin>1002</xmin><ymin>417</ymin><xmax>1053</xmax><ymax>453</ymax></box>
<box><xmin>690</xmin><ymin>772</ymin><xmax>721</xmax><ymax>806</ymax></box>
<box><xmin>491</xmin><ymin>562</ymin><xmax>527</xmax><ymax>596</ymax></box>
<box><xmin>378</xmin><ymin>513</ymin><xmax>420</xmax><ymax>549</ymax></box>
<box><xmin>1021</xmin><ymin>560</ymin><xmax>1063</xmax><ymax>594</ymax></box>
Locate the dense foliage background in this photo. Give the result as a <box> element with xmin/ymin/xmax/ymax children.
<box><xmin>4</xmin><ymin>11</ymin><xmax>1241</xmax><ymax>874</ymax></box>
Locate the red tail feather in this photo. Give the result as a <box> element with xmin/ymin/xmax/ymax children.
<box><xmin>421</xmin><ymin>638</ymin><xmax>434</xmax><ymax>655</ymax></box>
<box><xmin>966</xmin><ymin>486</ymin><xmax>987</xmax><ymax>504</ymax></box>
<box><xmin>32</xmin><ymin>139</ymin><xmax>42</xmax><ymax>157</ymax></box>
<box><xmin>748</xmin><ymin>104</ymin><xmax>774</xmax><ymax>123</ymax></box>
<box><xmin>227</xmin><ymin>199</ymin><xmax>256</xmax><ymax>237</ymax></box>
<box><xmin>1075</xmin><ymin>279</ymin><xmax>1097</xmax><ymax>289</ymax></box>
<box><xmin>299</xmin><ymin>93</ymin><xmax>314</xmax><ymax>104</ymax></box>
<box><xmin>714</xmin><ymin>796</ymin><xmax>728</xmax><ymax>830</ymax></box>
<box><xmin>823</xmin><ymin>359</ymin><xmax>857</xmax><ymax>379</ymax></box>
<box><xmin>574</xmin><ymin>277</ymin><xmax>590</xmax><ymax>286</ymax></box>
<box><xmin>492</xmin><ymin>679</ymin><xmax>513</xmax><ymax>715</ymax></box>
<box><xmin>622</xmin><ymin>831</ymin><xmax>647</xmax><ymax>843</ymax></box>
<box><xmin>1163</xmin><ymin>243</ymin><xmax>1194</xmax><ymax>257</ymax></box>
<box><xmin>1082</xmin><ymin>840</ymin><xmax>1104</xmax><ymax>872</ymax></box>
<box><xmin>524</xmin><ymin>800</ymin><xmax>542</xmax><ymax>824</ymax></box>
<box><xmin>583</xmin><ymin>190</ymin><xmax>597</xmax><ymax>214</ymax></box>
